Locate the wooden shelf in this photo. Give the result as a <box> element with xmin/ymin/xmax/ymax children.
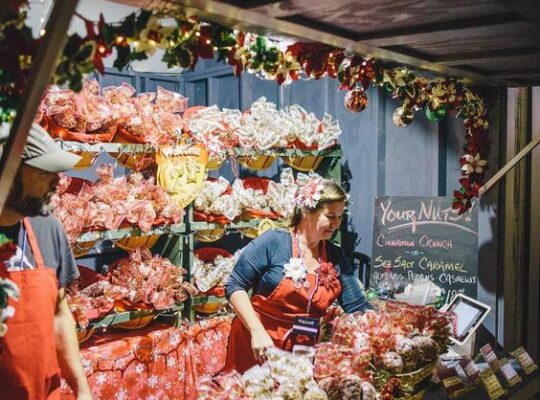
<box><xmin>190</xmin><ymin>219</ymin><xmax>277</xmax><ymax>231</ymax></box>
<box><xmin>57</xmin><ymin>140</ymin><xmax>342</xmax><ymax>158</ymax></box>
<box><xmin>75</xmin><ymin>219</ymin><xmax>286</xmax><ymax>242</ymax></box>
<box><xmin>191</xmin><ymin>296</ymin><xmax>227</xmax><ymax>305</ymax></box>
<box><xmin>75</xmin><ymin>224</ymin><xmax>187</xmax><ymax>243</ymax></box>
<box><xmin>80</xmin><ymin>304</ymin><xmax>184</xmax><ymax>331</ymax></box>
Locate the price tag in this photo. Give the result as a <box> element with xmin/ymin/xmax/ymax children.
<box><xmin>480</xmin><ymin>369</ymin><xmax>506</xmax><ymax>400</ymax></box>
<box><xmin>459</xmin><ymin>356</ymin><xmax>480</xmax><ymax>385</ymax></box>
<box><xmin>511</xmin><ymin>346</ymin><xmax>539</xmax><ymax>375</ymax></box>
<box><xmin>292</xmin><ymin>316</ymin><xmax>320</xmax><ymax>338</ymax></box>
<box><xmin>481</xmin><ymin>343</ymin><xmax>500</xmax><ymax>372</ymax></box>
<box><xmin>437</xmin><ymin>367</ymin><xmax>468</xmax><ymax>398</ymax></box>
<box><xmin>499</xmin><ymin>358</ymin><xmax>521</xmax><ymax>387</ymax></box>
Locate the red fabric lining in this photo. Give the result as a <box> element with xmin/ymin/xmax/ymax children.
<box><xmin>60</xmin><ymin>319</ymin><xmax>232</xmax><ymax>400</ymax></box>
<box><xmin>114</xmin><ymin>125</ymin><xmax>149</xmax><ymax>144</ymax></box>
<box><xmin>46</xmin><ymin>116</ymin><xmax>117</xmax><ymax>143</ymax></box>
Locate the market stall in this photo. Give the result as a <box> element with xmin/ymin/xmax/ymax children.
<box><xmin>1</xmin><ymin>1</ymin><xmax>540</xmax><ymax>400</ymax></box>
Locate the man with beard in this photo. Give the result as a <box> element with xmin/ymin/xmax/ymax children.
<box><xmin>0</xmin><ymin>124</ymin><xmax>92</xmax><ymax>399</ymax></box>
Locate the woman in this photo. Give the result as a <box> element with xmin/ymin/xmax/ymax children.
<box><xmin>224</xmin><ymin>176</ymin><xmax>372</xmax><ymax>373</ymax></box>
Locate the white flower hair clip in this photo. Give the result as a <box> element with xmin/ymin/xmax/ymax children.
<box><xmin>294</xmin><ymin>172</ymin><xmax>325</xmax><ymax>209</ymax></box>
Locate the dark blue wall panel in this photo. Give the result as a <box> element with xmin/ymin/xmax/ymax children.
<box><xmin>209</xmin><ymin>74</ymin><xmax>241</xmax><ymax>110</ymax></box>
<box><xmin>384</xmin><ymin>94</ymin><xmax>439</xmax><ymax>197</ymax></box>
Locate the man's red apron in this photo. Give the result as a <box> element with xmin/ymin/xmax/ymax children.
<box><xmin>0</xmin><ymin>218</ymin><xmax>62</xmax><ymax>399</ymax></box>
<box><xmin>224</xmin><ymin>235</ymin><xmax>342</xmax><ymax>373</ymax></box>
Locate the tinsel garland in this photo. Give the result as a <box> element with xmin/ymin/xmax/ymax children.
<box><xmin>0</xmin><ymin>3</ymin><xmax>489</xmax><ymax>212</ymax></box>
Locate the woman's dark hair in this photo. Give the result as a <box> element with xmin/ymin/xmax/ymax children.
<box><xmin>289</xmin><ymin>179</ymin><xmax>347</xmax><ymax>227</ymax></box>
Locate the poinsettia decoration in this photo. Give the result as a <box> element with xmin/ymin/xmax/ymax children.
<box><xmin>319</xmin><ymin>261</ymin><xmax>340</xmax><ymax>291</ymax></box>
<box><xmin>0</xmin><ymin>278</ymin><xmax>19</xmax><ymax>337</ymax></box>
<box><xmin>1</xmin><ymin>3</ymin><xmax>490</xmax><ymax>213</ymax></box>
<box><xmin>0</xmin><ymin>233</ymin><xmax>17</xmax><ymax>264</ymax></box>
<box><xmin>0</xmin><ymin>233</ymin><xmax>19</xmax><ymax>337</ymax></box>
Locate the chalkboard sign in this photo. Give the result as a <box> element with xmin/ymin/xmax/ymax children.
<box><xmin>370</xmin><ymin>196</ymin><xmax>479</xmax><ymax>304</ymax></box>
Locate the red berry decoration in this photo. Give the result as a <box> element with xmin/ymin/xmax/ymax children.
<box><xmin>344</xmin><ymin>88</ymin><xmax>368</xmax><ymax>113</ymax></box>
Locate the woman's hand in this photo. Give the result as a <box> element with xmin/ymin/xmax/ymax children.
<box><xmin>250</xmin><ymin>327</ymin><xmax>274</xmax><ymax>364</ymax></box>
<box><xmin>229</xmin><ymin>291</ymin><xmax>274</xmax><ymax>364</ymax></box>
<box><xmin>322</xmin><ymin>305</ymin><xmax>344</xmax><ymax>324</ymax></box>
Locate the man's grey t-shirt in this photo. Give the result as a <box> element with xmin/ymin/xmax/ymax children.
<box><xmin>1</xmin><ymin>213</ymin><xmax>80</xmax><ymax>287</ymax></box>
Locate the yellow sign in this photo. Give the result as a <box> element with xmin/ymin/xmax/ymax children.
<box><xmin>157</xmin><ymin>143</ymin><xmax>208</xmax><ymax>209</ymax></box>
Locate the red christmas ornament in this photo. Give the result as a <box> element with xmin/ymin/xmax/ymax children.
<box><xmin>344</xmin><ymin>88</ymin><xmax>368</xmax><ymax>113</ymax></box>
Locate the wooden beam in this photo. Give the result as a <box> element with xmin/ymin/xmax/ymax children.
<box><xmin>354</xmin><ymin>13</ymin><xmax>525</xmax><ymax>47</ymax></box>
<box><xmin>0</xmin><ymin>0</ymin><xmax>79</xmax><ymax>214</ymax></box>
<box><xmin>491</xmin><ymin>67</ymin><xmax>540</xmax><ymax>78</ymax></box>
<box><xmin>279</xmin><ymin>14</ymin><xmax>362</xmax><ymax>42</ymax></box>
<box><xmin>492</xmin><ymin>0</ymin><xmax>540</xmax><ymax>25</ymax></box>
<box><xmin>479</xmin><ymin>133</ymin><xmax>540</xmax><ymax>195</ymax></box>
<box><xmin>122</xmin><ymin>0</ymin><xmax>519</xmax><ymax>86</ymax></box>
<box><xmin>219</xmin><ymin>0</ymin><xmax>284</xmax><ymax>7</ymax></box>
<box><xmin>434</xmin><ymin>47</ymin><xmax>540</xmax><ymax>66</ymax></box>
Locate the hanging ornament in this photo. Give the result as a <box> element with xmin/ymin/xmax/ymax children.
<box><xmin>425</xmin><ymin>106</ymin><xmax>447</xmax><ymax>122</ymax></box>
<box><xmin>392</xmin><ymin>106</ymin><xmax>414</xmax><ymax>127</ymax></box>
<box><xmin>344</xmin><ymin>88</ymin><xmax>368</xmax><ymax>113</ymax></box>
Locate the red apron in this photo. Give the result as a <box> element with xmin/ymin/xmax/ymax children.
<box><xmin>0</xmin><ymin>218</ymin><xmax>62</xmax><ymax>400</ymax></box>
<box><xmin>224</xmin><ymin>233</ymin><xmax>341</xmax><ymax>373</ymax></box>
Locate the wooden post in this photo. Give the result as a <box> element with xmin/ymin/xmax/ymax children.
<box><xmin>0</xmin><ymin>0</ymin><xmax>79</xmax><ymax>213</ymax></box>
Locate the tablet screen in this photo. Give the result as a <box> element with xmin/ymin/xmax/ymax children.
<box><xmin>446</xmin><ymin>295</ymin><xmax>490</xmax><ymax>344</ymax></box>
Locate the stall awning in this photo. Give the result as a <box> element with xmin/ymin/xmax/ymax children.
<box><xmin>114</xmin><ymin>0</ymin><xmax>540</xmax><ymax>87</ymax></box>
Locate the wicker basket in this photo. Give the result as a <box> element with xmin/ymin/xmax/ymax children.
<box><xmin>77</xmin><ymin>328</ymin><xmax>95</xmax><ymax>344</ymax></box>
<box><xmin>282</xmin><ymin>154</ymin><xmax>324</xmax><ymax>172</ymax></box>
<box><xmin>237</xmin><ymin>227</ymin><xmax>259</xmax><ymax>239</ymax></box>
<box><xmin>72</xmin><ymin>151</ymin><xmax>98</xmax><ymax>170</ymax></box>
<box><xmin>206</xmin><ymin>155</ymin><xmax>226</xmax><ymax>171</ymax></box>
<box><xmin>72</xmin><ymin>241</ymin><xmax>97</xmax><ymax>258</ymax></box>
<box><xmin>193</xmin><ymin>299</ymin><xmax>226</xmax><ymax>314</ymax></box>
<box><xmin>393</xmin><ymin>359</ymin><xmax>438</xmax><ymax>399</ymax></box>
<box><xmin>115</xmin><ymin>235</ymin><xmax>161</xmax><ymax>252</ymax></box>
<box><xmin>237</xmin><ymin>155</ymin><xmax>275</xmax><ymax>171</ymax></box>
<box><xmin>114</xmin><ymin>152</ymin><xmax>156</xmax><ymax>171</ymax></box>
<box><xmin>194</xmin><ymin>227</ymin><xmax>226</xmax><ymax>243</ymax></box>
<box><xmin>112</xmin><ymin>308</ymin><xmax>155</xmax><ymax>330</ymax></box>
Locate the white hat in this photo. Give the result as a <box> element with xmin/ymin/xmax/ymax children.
<box><xmin>3</xmin><ymin>123</ymin><xmax>82</xmax><ymax>172</ymax></box>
